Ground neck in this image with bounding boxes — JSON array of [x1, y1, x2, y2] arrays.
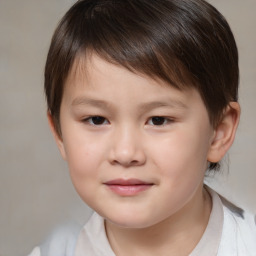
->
[[105, 186, 212, 256]]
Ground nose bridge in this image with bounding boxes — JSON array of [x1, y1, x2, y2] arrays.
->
[[110, 123, 145, 166]]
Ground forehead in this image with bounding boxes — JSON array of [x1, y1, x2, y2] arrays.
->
[[66, 52, 189, 92], [65, 53, 179, 98], [62, 54, 207, 114]]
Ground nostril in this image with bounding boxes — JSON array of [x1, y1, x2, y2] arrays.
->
[[111, 159, 138, 167], [109, 151, 146, 167], [130, 160, 141, 166]]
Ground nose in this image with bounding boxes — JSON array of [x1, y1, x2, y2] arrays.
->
[[109, 126, 146, 167]]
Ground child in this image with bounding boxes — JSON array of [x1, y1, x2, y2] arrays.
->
[[29, 0, 256, 255]]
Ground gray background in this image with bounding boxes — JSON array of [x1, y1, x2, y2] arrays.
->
[[0, 0, 255, 255]]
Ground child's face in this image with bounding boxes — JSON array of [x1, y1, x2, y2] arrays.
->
[[55, 54, 216, 228]]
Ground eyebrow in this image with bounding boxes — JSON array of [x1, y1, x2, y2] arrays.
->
[[138, 100, 188, 111], [71, 96, 188, 110], [71, 97, 112, 109]]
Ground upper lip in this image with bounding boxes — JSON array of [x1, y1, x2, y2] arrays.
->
[[104, 179, 153, 186]]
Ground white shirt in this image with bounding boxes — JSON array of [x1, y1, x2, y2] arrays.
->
[[28, 188, 256, 256]]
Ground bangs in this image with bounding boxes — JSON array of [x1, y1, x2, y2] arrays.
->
[[45, 0, 238, 134], [63, 0, 196, 89]]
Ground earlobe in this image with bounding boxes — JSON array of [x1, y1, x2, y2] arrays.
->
[[207, 102, 240, 163], [47, 112, 67, 160]]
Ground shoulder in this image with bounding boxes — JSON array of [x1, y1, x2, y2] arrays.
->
[[219, 195, 256, 255], [28, 221, 82, 256], [27, 213, 110, 256], [27, 246, 40, 256], [220, 194, 256, 234]]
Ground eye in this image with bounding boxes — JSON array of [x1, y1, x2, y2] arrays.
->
[[83, 116, 109, 126], [147, 116, 170, 126]]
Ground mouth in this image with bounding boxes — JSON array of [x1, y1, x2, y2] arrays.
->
[[103, 179, 154, 196]]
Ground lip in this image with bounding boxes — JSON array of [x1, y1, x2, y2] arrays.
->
[[103, 179, 154, 196]]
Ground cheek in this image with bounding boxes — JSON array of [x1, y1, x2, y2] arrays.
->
[[64, 140, 105, 207], [150, 131, 210, 213], [153, 129, 209, 183], [62, 133, 105, 189]]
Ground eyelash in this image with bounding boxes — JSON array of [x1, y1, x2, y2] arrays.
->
[[147, 116, 173, 126], [82, 116, 173, 126], [82, 116, 109, 126]]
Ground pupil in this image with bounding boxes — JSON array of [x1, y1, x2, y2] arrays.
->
[[152, 117, 165, 125], [92, 116, 105, 125]]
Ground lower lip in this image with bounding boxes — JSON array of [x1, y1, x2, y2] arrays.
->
[[105, 184, 153, 196]]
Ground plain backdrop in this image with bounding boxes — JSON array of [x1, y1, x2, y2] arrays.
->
[[0, 0, 255, 255]]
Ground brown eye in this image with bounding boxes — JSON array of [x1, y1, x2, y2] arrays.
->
[[85, 116, 108, 125], [149, 117, 167, 126]]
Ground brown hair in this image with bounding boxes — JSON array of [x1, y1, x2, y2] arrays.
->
[[45, 0, 239, 170]]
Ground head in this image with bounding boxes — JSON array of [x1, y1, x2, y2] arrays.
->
[[45, 0, 239, 171], [45, 0, 240, 228]]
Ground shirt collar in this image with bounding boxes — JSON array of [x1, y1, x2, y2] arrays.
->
[[189, 186, 224, 256]]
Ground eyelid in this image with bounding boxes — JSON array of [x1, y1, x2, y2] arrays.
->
[[82, 116, 110, 126], [146, 116, 174, 126]]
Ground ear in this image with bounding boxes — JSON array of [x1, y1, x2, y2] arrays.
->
[[47, 112, 67, 160], [207, 102, 240, 163]]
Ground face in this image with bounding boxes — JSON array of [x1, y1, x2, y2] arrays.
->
[[55, 54, 216, 228]]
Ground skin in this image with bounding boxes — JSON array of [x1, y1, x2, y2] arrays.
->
[[49, 54, 240, 256]]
